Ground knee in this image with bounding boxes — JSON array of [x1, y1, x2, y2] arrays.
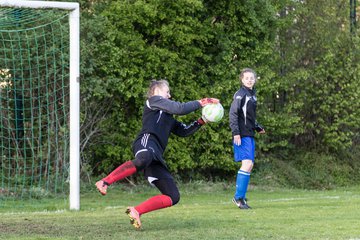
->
[[132, 149, 153, 171], [240, 160, 253, 172], [168, 191, 180, 205]]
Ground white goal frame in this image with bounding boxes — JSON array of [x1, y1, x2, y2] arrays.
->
[[0, 0, 80, 210]]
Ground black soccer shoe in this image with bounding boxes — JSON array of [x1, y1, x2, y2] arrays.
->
[[232, 197, 251, 209]]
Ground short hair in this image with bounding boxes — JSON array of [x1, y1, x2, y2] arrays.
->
[[147, 79, 169, 98], [239, 68, 257, 81]]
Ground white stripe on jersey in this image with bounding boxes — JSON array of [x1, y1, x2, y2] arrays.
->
[[242, 96, 251, 126], [141, 133, 150, 147], [146, 100, 151, 109], [156, 111, 163, 123]]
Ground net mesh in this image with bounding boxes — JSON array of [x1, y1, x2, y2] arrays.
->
[[0, 7, 70, 200]]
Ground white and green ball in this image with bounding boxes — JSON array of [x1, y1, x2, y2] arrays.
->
[[202, 103, 224, 123]]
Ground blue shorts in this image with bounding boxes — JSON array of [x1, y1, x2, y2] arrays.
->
[[233, 137, 255, 162]]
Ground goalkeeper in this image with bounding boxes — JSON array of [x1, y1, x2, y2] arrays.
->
[[96, 79, 219, 229]]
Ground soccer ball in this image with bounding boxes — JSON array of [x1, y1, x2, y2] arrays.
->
[[202, 103, 224, 123]]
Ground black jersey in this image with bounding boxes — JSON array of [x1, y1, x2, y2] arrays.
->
[[134, 96, 202, 153], [229, 86, 258, 137]]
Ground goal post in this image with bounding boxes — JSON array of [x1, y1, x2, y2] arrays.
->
[[0, 0, 80, 210]]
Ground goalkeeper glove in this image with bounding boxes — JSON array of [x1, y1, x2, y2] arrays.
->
[[197, 117, 207, 125], [198, 98, 219, 107]]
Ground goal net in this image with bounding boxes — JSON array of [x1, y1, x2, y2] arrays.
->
[[0, 1, 80, 210]]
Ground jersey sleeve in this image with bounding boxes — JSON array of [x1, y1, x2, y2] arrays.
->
[[171, 119, 202, 137], [147, 96, 201, 115], [255, 121, 264, 132], [229, 94, 241, 136]]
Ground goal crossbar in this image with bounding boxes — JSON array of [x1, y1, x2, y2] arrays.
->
[[0, 0, 80, 210], [0, 0, 78, 10]]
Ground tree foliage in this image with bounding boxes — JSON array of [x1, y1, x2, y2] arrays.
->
[[78, 0, 360, 182], [273, 0, 360, 152]]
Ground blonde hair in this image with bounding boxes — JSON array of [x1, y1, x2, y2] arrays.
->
[[239, 68, 257, 81], [147, 79, 169, 98]]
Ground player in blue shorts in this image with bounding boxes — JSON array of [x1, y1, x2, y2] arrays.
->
[[95, 79, 219, 229], [229, 68, 265, 209]]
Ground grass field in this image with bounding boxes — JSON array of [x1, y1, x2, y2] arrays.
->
[[1, 182, 360, 240]]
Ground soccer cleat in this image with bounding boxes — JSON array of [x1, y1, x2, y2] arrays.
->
[[126, 207, 142, 229], [232, 197, 251, 209], [95, 180, 108, 195]]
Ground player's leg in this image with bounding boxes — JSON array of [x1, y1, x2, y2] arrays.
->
[[232, 137, 255, 209], [135, 178, 179, 215], [126, 178, 178, 229], [95, 160, 137, 195], [233, 160, 253, 208], [126, 164, 178, 229], [96, 138, 154, 195]]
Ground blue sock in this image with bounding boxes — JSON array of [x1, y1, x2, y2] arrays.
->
[[234, 170, 251, 200]]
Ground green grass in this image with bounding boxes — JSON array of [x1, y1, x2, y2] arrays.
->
[[1, 183, 360, 240]]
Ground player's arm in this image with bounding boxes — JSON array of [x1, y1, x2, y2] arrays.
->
[[229, 95, 242, 145], [147, 96, 201, 115], [148, 96, 219, 115], [171, 118, 206, 137], [229, 96, 241, 137]]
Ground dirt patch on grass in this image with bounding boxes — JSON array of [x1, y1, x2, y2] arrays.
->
[[0, 219, 63, 236]]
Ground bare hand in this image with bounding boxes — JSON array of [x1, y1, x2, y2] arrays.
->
[[233, 135, 241, 146]]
